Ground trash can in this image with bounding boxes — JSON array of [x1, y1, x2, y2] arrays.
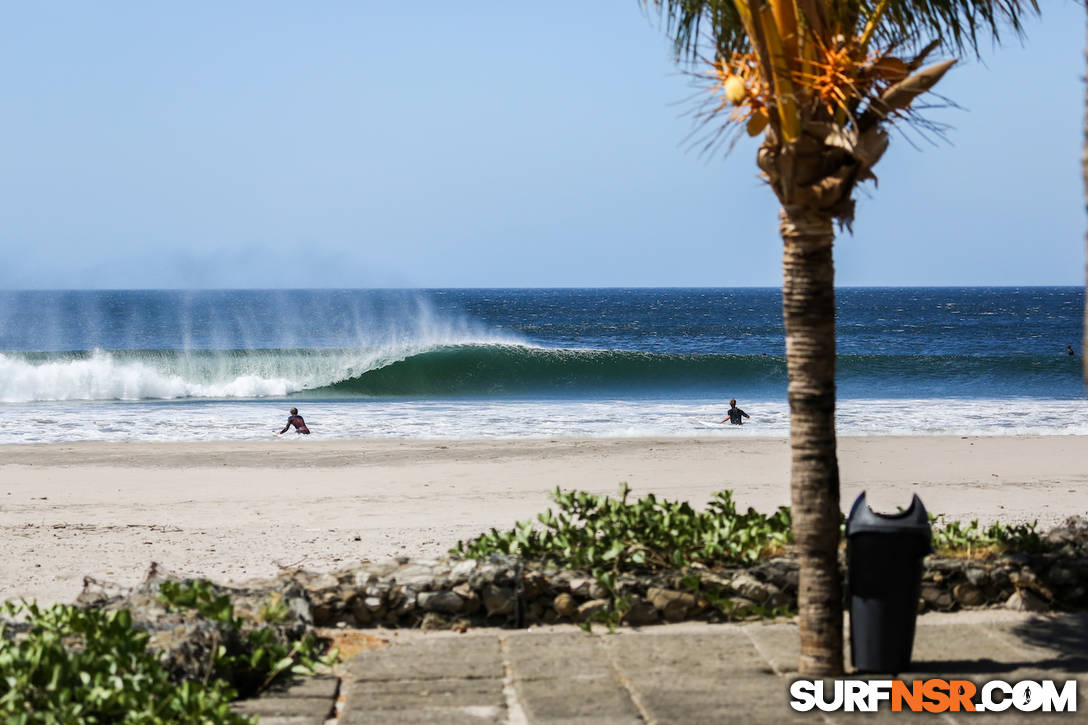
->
[[845, 491, 932, 673]]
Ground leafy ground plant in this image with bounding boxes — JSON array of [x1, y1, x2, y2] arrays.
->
[[930, 515, 1043, 558], [157, 580, 337, 697], [0, 600, 249, 724], [453, 486, 1050, 578], [452, 483, 793, 573]]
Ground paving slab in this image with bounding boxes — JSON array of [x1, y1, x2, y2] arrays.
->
[[230, 674, 338, 724], [345, 632, 504, 681], [503, 631, 618, 680], [243, 611, 1088, 723], [741, 620, 802, 675], [510, 678, 642, 724], [346, 677, 505, 712]]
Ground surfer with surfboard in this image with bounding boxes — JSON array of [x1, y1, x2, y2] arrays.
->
[[720, 399, 750, 425]]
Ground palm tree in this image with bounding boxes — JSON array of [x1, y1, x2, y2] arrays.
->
[[645, 0, 1037, 675]]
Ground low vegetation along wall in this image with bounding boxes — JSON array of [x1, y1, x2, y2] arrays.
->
[[77, 515, 1087, 658], [263, 514, 1088, 632]]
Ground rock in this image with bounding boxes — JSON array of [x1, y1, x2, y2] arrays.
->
[[363, 596, 383, 612], [396, 564, 437, 589], [350, 598, 373, 625], [952, 583, 985, 608], [1046, 565, 1077, 587], [392, 587, 418, 615], [764, 558, 800, 590], [417, 590, 465, 614], [420, 613, 449, 631], [524, 600, 544, 624], [765, 587, 793, 610], [481, 584, 515, 616], [451, 583, 480, 614], [521, 572, 549, 599], [730, 573, 771, 603], [964, 567, 989, 588], [350, 570, 376, 588], [622, 596, 658, 626], [365, 581, 389, 599], [1010, 569, 1055, 601], [588, 581, 609, 600], [921, 584, 953, 610], [569, 577, 594, 597], [724, 597, 757, 616], [577, 599, 610, 619], [311, 604, 336, 626], [553, 592, 577, 618], [451, 559, 478, 582], [989, 567, 1011, 590], [471, 563, 502, 588], [1005, 590, 1048, 613], [647, 587, 696, 622]]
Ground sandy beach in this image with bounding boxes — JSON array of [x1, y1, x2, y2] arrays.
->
[[2, 435, 1086, 605]]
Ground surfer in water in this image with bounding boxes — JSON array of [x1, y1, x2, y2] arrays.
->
[[278, 408, 310, 435], [720, 399, 750, 425]]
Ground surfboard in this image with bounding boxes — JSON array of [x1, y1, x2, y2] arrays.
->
[[694, 420, 727, 428]]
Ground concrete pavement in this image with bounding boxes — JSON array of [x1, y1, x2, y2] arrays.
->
[[234, 610, 1088, 724]]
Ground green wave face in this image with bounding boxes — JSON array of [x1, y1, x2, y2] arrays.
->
[[317, 345, 785, 397]]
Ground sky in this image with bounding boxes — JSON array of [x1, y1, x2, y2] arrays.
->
[[0, 1, 1084, 289]]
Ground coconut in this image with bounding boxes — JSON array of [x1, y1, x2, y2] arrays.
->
[[724, 76, 747, 105]]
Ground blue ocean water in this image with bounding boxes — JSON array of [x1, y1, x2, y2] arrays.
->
[[0, 288, 1083, 443]]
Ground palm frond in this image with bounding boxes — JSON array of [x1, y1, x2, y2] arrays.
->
[[868, 0, 1040, 57], [644, 0, 1040, 63], [640, 0, 750, 61]]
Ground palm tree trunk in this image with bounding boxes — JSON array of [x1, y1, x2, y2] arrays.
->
[[780, 205, 843, 676]]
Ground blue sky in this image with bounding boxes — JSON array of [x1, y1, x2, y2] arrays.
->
[[0, 1, 1083, 288]]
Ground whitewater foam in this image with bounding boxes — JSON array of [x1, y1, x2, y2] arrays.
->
[[2, 397, 1086, 444], [0, 338, 528, 404]]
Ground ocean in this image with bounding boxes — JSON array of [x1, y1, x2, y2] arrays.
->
[[0, 288, 1083, 444]]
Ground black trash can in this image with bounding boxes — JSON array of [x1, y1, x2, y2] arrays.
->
[[846, 491, 932, 673]]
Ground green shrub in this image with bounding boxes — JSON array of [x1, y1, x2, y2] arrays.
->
[[0, 600, 249, 724], [0, 579, 341, 723], [453, 485, 1048, 574], [452, 483, 793, 573], [930, 515, 1043, 557], [157, 580, 337, 697]]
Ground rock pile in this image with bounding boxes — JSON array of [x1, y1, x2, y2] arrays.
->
[[286, 554, 800, 631], [919, 515, 1088, 613], [76, 569, 314, 688]]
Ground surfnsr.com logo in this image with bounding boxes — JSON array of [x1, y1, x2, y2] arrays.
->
[[789, 679, 1078, 713]]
